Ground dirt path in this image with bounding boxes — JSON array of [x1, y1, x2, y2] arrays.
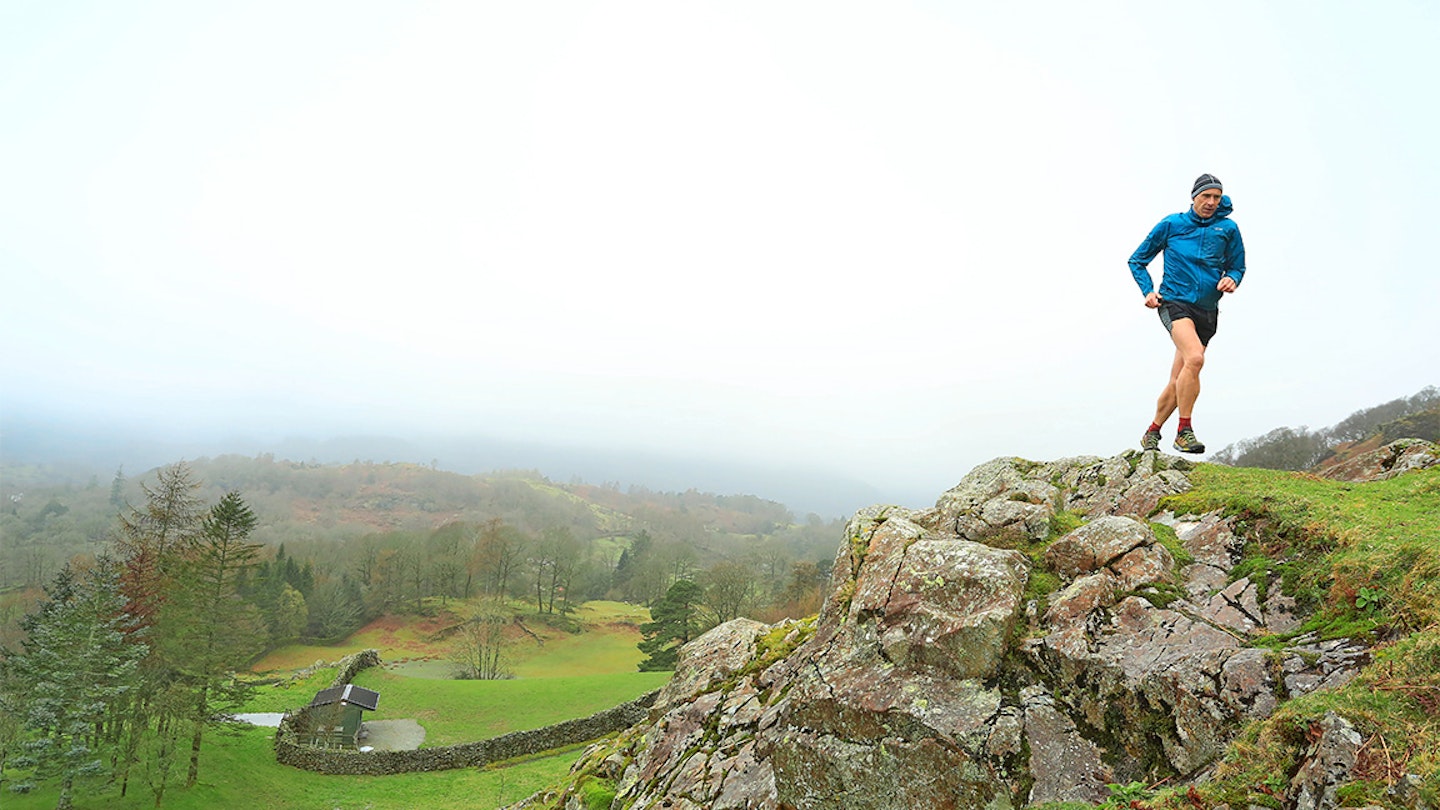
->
[[361, 719, 426, 751]]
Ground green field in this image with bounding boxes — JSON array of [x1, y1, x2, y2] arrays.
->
[[350, 669, 671, 746], [7, 600, 667, 810], [251, 600, 652, 678], [511, 601, 652, 677], [3, 726, 582, 810]]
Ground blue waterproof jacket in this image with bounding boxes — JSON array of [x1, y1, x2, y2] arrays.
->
[[1128, 195, 1245, 310]]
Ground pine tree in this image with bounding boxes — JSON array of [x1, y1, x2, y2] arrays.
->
[[113, 463, 206, 635], [4, 563, 146, 810], [163, 491, 266, 787], [108, 466, 126, 509], [636, 580, 705, 671]]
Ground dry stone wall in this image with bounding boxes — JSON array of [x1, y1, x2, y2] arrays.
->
[[276, 688, 659, 775], [330, 648, 381, 687]]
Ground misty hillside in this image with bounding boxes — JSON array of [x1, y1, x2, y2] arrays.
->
[[1210, 385, 1438, 471], [0, 454, 843, 613], [0, 411, 885, 519]]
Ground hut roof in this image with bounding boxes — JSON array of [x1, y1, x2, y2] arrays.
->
[[308, 683, 380, 712]]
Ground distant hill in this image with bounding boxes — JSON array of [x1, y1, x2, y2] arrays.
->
[[0, 453, 843, 594], [0, 411, 883, 518], [1209, 385, 1439, 471]]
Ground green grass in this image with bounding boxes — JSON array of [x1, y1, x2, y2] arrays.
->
[[253, 599, 651, 679], [1160, 464, 1440, 634], [2, 725, 580, 810], [240, 667, 339, 712], [509, 602, 650, 678], [1173, 626, 1440, 810], [243, 599, 664, 749], [349, 669, 670, 746], [1144, 463, 1440, 809], [8, 599, 669, 809]]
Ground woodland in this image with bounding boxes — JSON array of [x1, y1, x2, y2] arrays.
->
[[0, 453, 848, 806]]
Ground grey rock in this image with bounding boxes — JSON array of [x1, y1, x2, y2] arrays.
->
[[1042, 516, 1155, 581], [1177, 510, 1243, 569], [1182, 562, 1230, 599], [1314, 438, 1440, 482], [1023, 692, 1112, 805], [656, 617, 768, 711], [1199, 577, 1265, 634], [1290, 711, 1362, 810]]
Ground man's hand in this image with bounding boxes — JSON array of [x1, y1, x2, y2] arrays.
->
[[1217, 276, 1238, 294], [1144, 291, 1162, 308]]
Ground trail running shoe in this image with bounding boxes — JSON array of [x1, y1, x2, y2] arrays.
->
[[1141, 429, 1162, 451], [1173, 427, 1206, 454]]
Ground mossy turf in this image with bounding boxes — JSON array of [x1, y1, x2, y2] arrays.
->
[[509, 601, 651, 678], [1143, 463, 1440, 809], [1161, 464, 1440, 635]]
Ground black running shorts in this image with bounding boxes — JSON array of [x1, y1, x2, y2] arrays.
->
[[1158, 300, 1219, 346]]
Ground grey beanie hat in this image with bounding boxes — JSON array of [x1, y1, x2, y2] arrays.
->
[[1192, 173, 1223, 198]]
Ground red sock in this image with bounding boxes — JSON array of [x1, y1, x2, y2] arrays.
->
[[1178, 417, 1192, 432], [1147, 422, 1162, 433]]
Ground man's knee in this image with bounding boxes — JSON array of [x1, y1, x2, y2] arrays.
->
[[1181, 349, 1206, 372]]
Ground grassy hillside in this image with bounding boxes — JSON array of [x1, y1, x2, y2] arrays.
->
[[1, 454, 819, 554], [347, 670, 670, 747], [6, 599, 668, 810], [1118, 462, 1440, 809], [1, 454, 843, 675], [1162, 463, 1440, 636], [1209, 385, 1438, 471], [252, 600, 651, 677], [2, 724, 583, 810]]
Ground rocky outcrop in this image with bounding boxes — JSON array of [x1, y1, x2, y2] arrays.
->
[[515, 451, 1384, 810], [1313, 438, 1440, 482]]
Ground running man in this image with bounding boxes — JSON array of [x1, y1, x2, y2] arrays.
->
[[1128, 173, 1246, 453]]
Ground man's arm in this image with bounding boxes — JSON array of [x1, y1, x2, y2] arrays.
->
[[1221, 225, 1247, 290], [1128, 219, 1169, 299]]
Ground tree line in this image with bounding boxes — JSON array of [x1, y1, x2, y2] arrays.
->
[[1, 455, 840, 601], [1209, 385, 1439, 470]]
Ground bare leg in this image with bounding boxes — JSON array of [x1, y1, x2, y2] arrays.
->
[[1152, 350, 1183, 428], [1152, 319, 1206, 425]]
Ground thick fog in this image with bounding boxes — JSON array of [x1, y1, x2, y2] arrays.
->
[[3, 2, 1438, 514]]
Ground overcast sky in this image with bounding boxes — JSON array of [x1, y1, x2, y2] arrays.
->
[[2, 1, 1436, 508]]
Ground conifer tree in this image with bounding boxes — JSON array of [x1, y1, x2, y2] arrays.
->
[[4, 563, 145, 810], [636, 579, 705, 671], [160, 491, 265, 787], [113, 463, 206, 635]]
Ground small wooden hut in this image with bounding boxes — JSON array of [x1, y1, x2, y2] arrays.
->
[[303, 684, 380, 748]]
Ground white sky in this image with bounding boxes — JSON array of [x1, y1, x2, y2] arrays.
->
[[2, 1, 1437, 505]]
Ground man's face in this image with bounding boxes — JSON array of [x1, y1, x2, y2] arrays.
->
[[1192, 188, 1222, 218]]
